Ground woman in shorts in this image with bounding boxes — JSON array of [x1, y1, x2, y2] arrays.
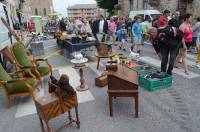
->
[[175, 14, 193, 75]]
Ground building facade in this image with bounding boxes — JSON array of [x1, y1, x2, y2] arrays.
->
[[21, 0, 53, 18], [67, 4, 99, 19], [118, 0, 200, 18], [1, 0, 18, 20]]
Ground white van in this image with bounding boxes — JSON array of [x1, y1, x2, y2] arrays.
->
[[129, 10, 161, 21], [0, 2, 14, 51]]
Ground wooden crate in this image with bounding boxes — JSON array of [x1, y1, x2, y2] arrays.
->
[[95, 74, 108, 87]]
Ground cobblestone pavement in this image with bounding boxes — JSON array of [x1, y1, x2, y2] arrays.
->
[[0, 39, 199, 132]]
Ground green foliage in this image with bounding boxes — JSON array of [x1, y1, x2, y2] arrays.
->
[[96, 0, 118, 14]]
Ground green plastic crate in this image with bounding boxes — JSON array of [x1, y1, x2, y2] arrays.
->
[[139, 74, 173, 91], [132, 65, 159, 75]]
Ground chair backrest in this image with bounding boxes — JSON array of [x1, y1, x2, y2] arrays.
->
[[0, 63, 12, 81], [107, 74, 138, 91], [12, 42, 32, 67], [48, 81, 77, 113]]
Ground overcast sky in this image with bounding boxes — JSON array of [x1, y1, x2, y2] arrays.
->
[[53, 0, 96, 17]]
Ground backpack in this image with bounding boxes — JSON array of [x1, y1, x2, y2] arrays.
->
[[157, 25, 183, 43]]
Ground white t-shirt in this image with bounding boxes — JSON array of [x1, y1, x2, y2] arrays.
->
[[99, 20, 104, 33]]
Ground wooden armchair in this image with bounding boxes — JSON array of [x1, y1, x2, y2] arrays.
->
[[107, 74, 139, 118], [0, 63, 39, 107], [10, 42, 52, 87]]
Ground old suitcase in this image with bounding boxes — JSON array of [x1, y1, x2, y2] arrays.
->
[[95, 74, 108, 87], [106, 61, 118, 72]]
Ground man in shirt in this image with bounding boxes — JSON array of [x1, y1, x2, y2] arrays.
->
[[92, 15, 108, 42], [168, 11, 182, 28]]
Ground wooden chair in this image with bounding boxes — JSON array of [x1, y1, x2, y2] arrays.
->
[[0, 63, 39, 107], [107, 74, 139, 118], [35, 81, 80, 132], [49, 81, 80, 128]]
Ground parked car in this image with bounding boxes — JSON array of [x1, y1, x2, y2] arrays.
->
[[129, 10, 161, 21]]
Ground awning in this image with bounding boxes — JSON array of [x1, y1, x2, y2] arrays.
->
[[48, 13, 62, 16]]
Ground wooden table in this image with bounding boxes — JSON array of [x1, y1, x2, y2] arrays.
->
[[107, 65, 139, 118], [95, 52, 116, 69]]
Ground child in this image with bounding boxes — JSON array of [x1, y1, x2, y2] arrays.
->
[[116, 24, 127, 51], [132, 16, 142, 54]]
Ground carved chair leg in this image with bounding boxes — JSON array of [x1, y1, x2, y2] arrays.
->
[[109, 95, 113, 117], [39, 117, 45, 132], [47, 122, 51, 132], [68, 110, 72, 122], [75, 107, 80, 128], [5, 95, 10, 108], [97, 57, 100, 69]]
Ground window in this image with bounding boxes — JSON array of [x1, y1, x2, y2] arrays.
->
[[35, 8, 38, 15], [130, 0, 133, 11], [43, 8, 47, 16]]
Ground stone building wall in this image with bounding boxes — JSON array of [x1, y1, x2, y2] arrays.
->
[[118, 0, 130, 16], [118, 0, 200, 18], [187, 0, 200, 18], [155, 0, 179, 13]]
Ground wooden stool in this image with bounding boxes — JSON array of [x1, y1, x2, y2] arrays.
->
[[95, 52, 116, 69]]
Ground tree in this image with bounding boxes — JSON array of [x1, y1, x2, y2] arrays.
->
[[96, 0, 118, 15]]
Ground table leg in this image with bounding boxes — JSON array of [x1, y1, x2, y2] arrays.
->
[[97, 57, 100, 69], [109, 95, 113, 117], [134, 94, 139, 118]]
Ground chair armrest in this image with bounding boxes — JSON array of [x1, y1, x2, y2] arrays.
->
[[8, 70, 25, 76], [7, 78, 27, 83], [22, 66, 33, 69], [35, 58, 48, 61], [35, 59, 52, 74], [0, 80, 7, 84]]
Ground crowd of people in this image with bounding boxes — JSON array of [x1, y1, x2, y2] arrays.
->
[[150, 10, 200, 76], [58, 10, 200, 76]]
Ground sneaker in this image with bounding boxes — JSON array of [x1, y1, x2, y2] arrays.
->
[[137, 50, 141, 54], [196, 64, 200, 69]]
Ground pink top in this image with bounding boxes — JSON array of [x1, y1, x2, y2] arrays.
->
[[108, 20, 116, 33], [184, 27, 193, 42]]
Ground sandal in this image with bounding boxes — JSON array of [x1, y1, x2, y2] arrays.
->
[[184, 71, 189, 75], [174, 65, 180, 69]]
